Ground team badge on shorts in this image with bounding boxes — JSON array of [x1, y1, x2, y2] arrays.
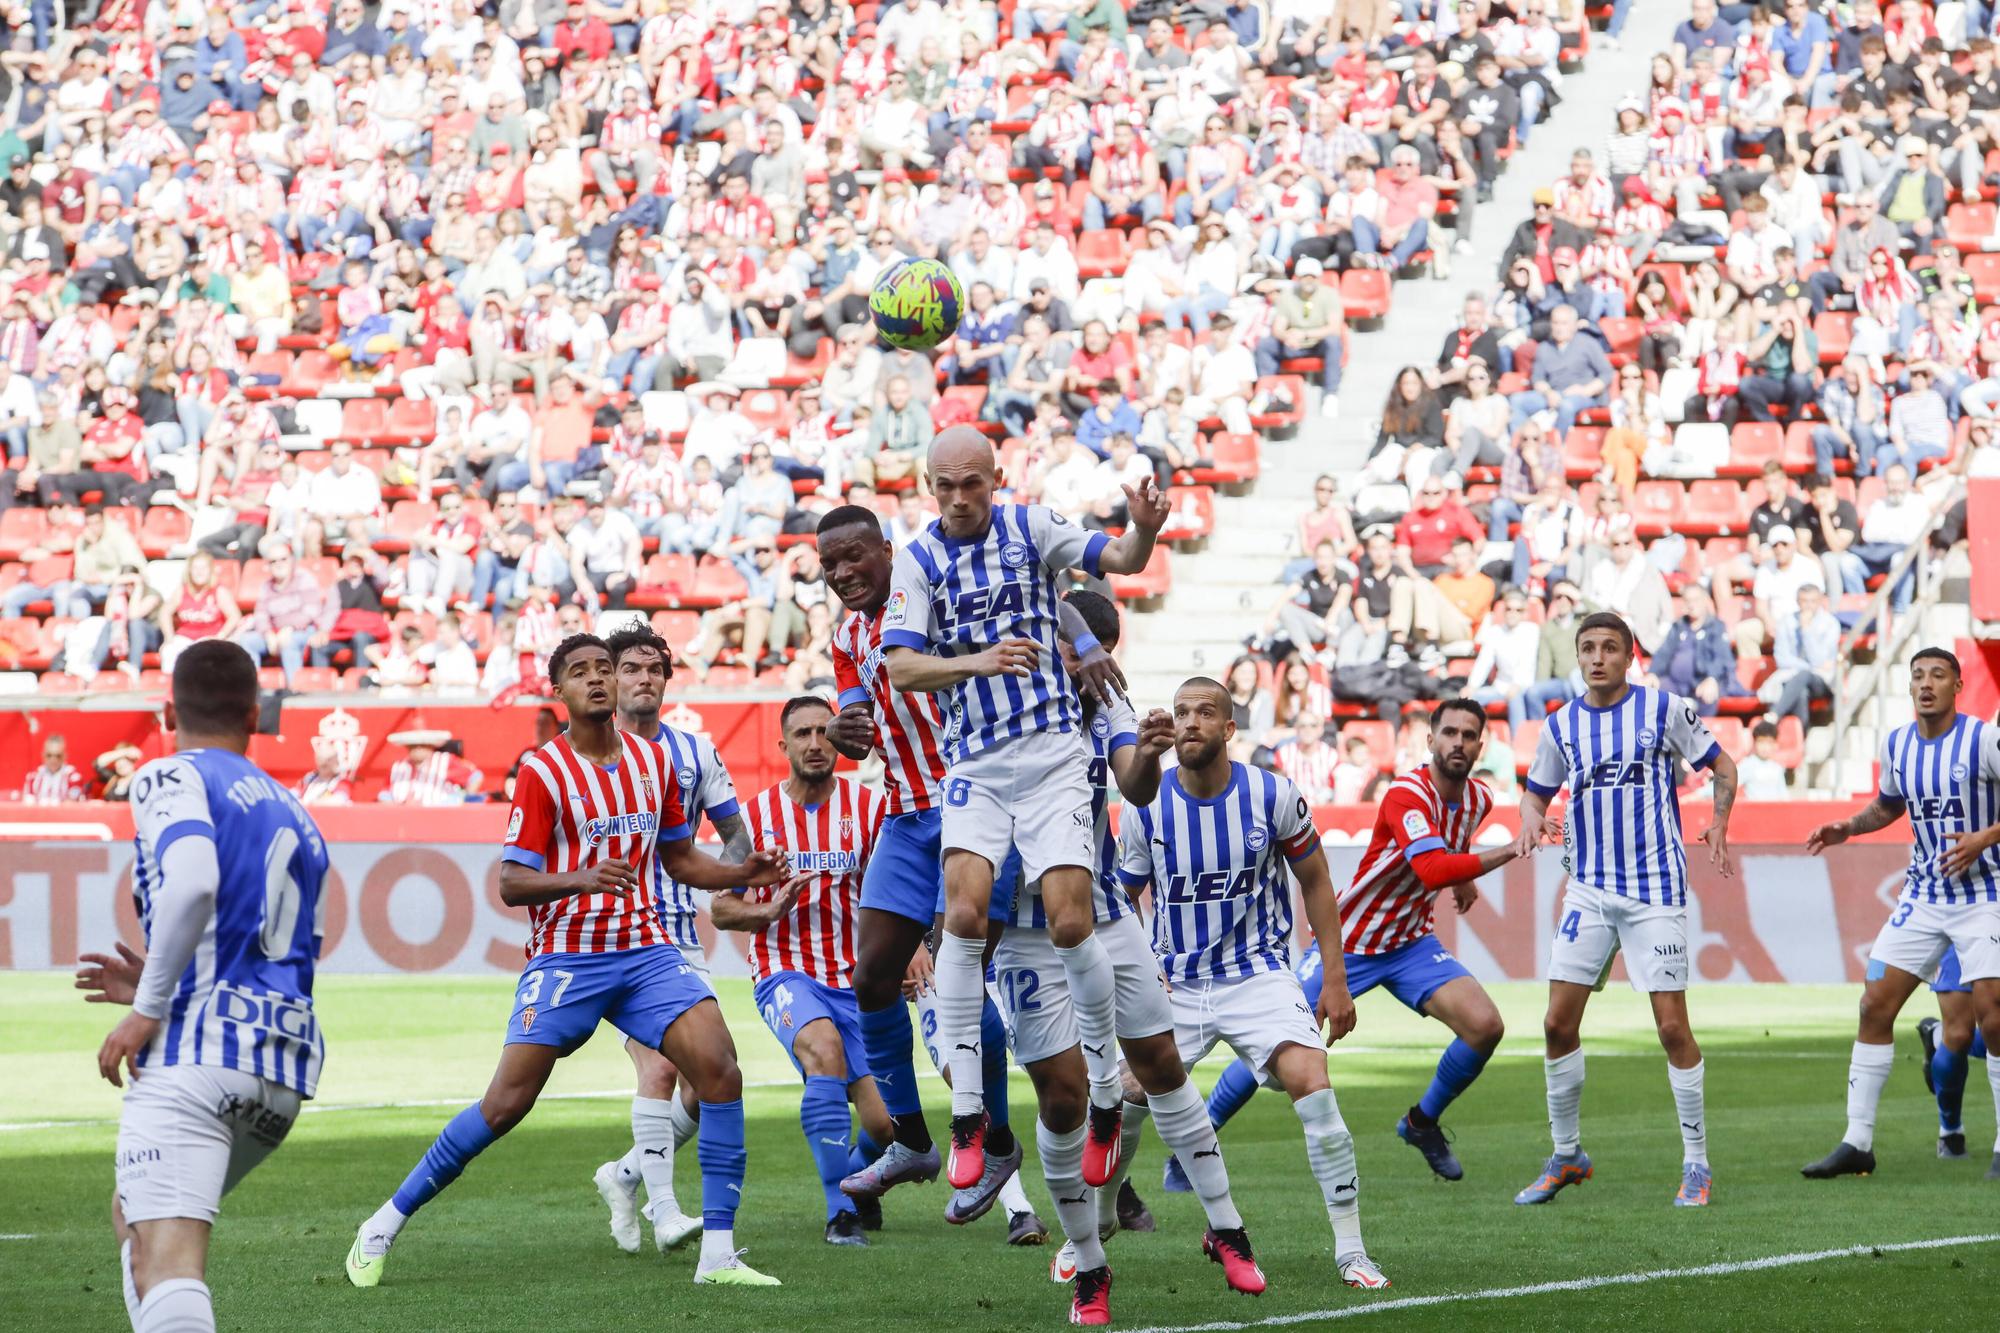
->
[[520, 1006, 537, 1032], [1000, 542, 1032, 569], [781, 1010, 794, 1029], [1246, 826, 1269, 852]]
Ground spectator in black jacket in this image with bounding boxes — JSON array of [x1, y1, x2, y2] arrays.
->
[[1499, 189, 1588, 284], [1651, 582, 1748, 717]]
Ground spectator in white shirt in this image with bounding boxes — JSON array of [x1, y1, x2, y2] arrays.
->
[[1463, 586, 1540, 709], [1188, 313, 1256, 434], [303, 441, 383, 555], [1012, 220, 1081, 304], [1853, 462, 1932, 609], [1037, 428, 1102, 520], [568, 495, 644, 611], [1736, 722, 1791, 800], [1737, 521, 1825, 660]]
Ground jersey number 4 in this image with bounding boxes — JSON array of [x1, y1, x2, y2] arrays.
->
[[1559, 910, 1582, 942]]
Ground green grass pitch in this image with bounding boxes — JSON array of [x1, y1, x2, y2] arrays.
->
[[3, 975, 1995, 1331]]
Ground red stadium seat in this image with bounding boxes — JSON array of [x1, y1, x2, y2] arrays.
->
[[1192, 433, 1260, 488], [139, 508, 191, 558], [1947, 201, 1995, 253], [1724, 423, 1783, 477], [1629, 481, 1684, 535], [341, 397, 389, 443], [384, 396, 436, 443], [1341, 269, 1391, 325], [1075, 229, 1129, 278], [282, 350, 340, 397], [1968, 253, 2000, 303], [0, 508, 48, 560], [1811, 312, 1851, 365], [1684, 480, 1747, 534]]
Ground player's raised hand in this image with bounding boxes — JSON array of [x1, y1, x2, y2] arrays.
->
[[826, 704, 879, 755], [901, 946, 935, 1001], [1940, 827, 1997, 879], [1317, 979, 1358, 1045], [741, 846, 792, 887], [76, 942, 145, 1006], [1135, 708, 1175, 757], [1511, 813, 1542, 860], [97, 1012, 160, 1088], [1450, 882, 1479, 915], [1699, 821, 1734, 878], [767, 873, 808, 919], [584, 858, 640, 895], [1804, 819, 1848, 857], [1073, 637, 1127, 706], [1123, 476, 1170, 534], [976, 638, 1040, 679]]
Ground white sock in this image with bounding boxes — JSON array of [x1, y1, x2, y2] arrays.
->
[[1669, 1061, 1708, 1167], [1293, 1088, 1363, 1260], [997, 1169, 1035, 1219], [667, 1093, 699, 1153], [1990, 1048, 2000, 1153], [1038, 1117, 1106, 1272], [935, 931, 988, 1117], [365, 1199, 408, 1243], [614, 1145, 643, 1187], [1094, 1097, 1150, 1232], [1843, 1040, 1895, 1152], [121, 1239, 141, 1331], [697, 1226, 736, 1270], [1152, 1079, 1243, 1230], [135, 1277, 213, 1333], [1053, 934, 1122, 1107], [631, 1095, 681, 1216], [1545, 1049, 1586, 1157]]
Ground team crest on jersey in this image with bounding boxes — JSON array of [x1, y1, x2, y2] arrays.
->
[[1246, 826, 1269, 852], [1090, 711, 1111, 737], [839, 817, 854, 841], [507, 807, 524, 842], [1953, 764, 1970, 782], [999, 542, 1032, 569], [520, 1006, 536, 1033], [640, 773, 657, 805], [883, 589, 909, 626], [679, 766, 698, 793], [1638, 728, 1658, 748], [1402, 811, 1431, 839]]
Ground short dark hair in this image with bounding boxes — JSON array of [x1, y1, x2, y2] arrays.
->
[[1575, 611, 1634, 653], [1177, 674, 1232, 711], [172, 639, 261, 736], [1751, 721, 1778, 740], [1911, 646, 1962, 678], [780, 694, 833, 730], [1063, 588, 1120, 652], [604, 623, 672, 678], [1430, 697, 1486, 733], [546, 632, 606, 687], [815, 504, 883, 541]]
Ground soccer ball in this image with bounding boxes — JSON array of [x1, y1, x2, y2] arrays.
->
[[869, 257, 965, 351]]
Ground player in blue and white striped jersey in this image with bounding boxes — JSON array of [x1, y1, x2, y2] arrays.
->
[[86, 640, 331, 1333], [882, 426, 1168, 1196], [1115, 677, 1390, 1292], [1512, 611, 1738, 1210], [589, 624, 756, 1256], [1802, 648, 2000, 1182], [992, 594, 1265, 1322]]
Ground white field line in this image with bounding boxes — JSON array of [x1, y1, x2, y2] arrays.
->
[[1120, 1233, 2000, 1333], [0, 1233, 36, 1240], [0, 1046, 1846, 1134]]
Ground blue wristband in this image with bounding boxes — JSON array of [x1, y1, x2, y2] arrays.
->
[[1073, 633, 1102, 656]]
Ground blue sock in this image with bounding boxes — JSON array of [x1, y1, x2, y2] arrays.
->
[[1419, 1038, 1494, 1121], [1974, 1029, 1989, 1061], [697, 1099, 747, 1231], [1934, 1044, 1970, 1134], [980, 996, 1011, 1134], [391, 1103, 497, 1216], [1205, 1060, 1259, 1128], [800, 1076, 855, 1220], [846, 1129, 885, 1176], [859, 1002, 922, 1120]]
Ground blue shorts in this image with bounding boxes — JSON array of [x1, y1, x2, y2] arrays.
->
[[1934, 947, 1970, 994], [1302, 935, 1472, 1015], [506, 946, 713, 1052], [755, 971, 872, 1084], [858, 807, 1017, 924]]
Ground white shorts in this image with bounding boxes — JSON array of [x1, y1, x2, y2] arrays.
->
[[1869, 896, 2000, 984], [942, 728, 1094, 883], [115, 1064, 300, 1226], [1546, 885, 1689, 993], [1171, 969, 1325, 1091], [992, 912, 1174, 1066]]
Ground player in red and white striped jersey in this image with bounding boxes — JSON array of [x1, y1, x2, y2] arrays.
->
[[715, 696, 892, 1246], [23, 736, 85, 803], [349, 633, 795, 1290], [1199, 700, 1518, 1187]]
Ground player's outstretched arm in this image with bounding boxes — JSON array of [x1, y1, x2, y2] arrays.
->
[[884, 641, 1038, 692], [1698, 749, 1738, 878], [500, 857, 639, 906], [76, 942, 145, 1006], [658, 837, 790, 892], [1293, 846, 1358, 1044], [1513, 790, 1552, 859], [1092, 476, 1169, 576], [1805, 795, 1905, 855], [825, 702, 880, 761], [710, 875, 807, 930], [1109, 707, 1174, 809], [1058, 598, 1126, 705], [710, 810, 754, 863]]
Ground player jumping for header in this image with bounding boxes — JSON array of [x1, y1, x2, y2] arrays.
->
[[345, 633, 796, 1289], [879, 426, 1169, 1195], [1512, 611, 1738, 1209], [592, 623, 756, 1255], [1179, 698, 1515, 1186], [1117, 676, 1392, 1291], [1802, 648, 2000, 1182], [84, 640, 332, 1333]]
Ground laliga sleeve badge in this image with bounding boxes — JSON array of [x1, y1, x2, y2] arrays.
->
[[883, 588, 909, 626], [507, 806, 525, 842], [1402, 810, 1431, 839]]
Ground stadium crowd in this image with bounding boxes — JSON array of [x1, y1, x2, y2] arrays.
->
[[0, 0, 1985, 806]]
